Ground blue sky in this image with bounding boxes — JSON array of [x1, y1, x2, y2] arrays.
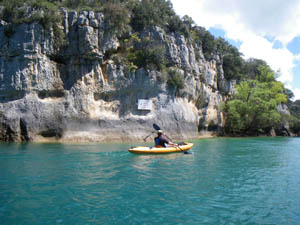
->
[[208, 27, 242, 49], [171, 0, 300, 100]]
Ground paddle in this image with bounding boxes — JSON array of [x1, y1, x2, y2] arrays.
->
[[143, 131, 155, 142], [152, 123, 190, 154]]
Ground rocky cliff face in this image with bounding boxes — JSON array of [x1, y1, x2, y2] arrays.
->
[[0, 10, 235, 142]]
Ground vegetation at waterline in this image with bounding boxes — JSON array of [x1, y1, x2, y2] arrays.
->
[[286, 96, 300, 135], [221, 63, 299, 136]]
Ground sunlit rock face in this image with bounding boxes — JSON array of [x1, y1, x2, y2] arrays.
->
[[0, 10, 234, 142]]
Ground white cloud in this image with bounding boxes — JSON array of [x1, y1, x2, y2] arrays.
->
[[170, 0, 300, 99], [292, 88, 300, 100], [205, 0, 300, 43], [237, 33, 295, 83], [285, 84, 300, 100], [171, 0, 300, 44]]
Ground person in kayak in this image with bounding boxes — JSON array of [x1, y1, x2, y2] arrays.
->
[[154, 130, 177, 147]]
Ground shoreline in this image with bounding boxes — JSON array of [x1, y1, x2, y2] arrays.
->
[[0, 133, 297, 145]]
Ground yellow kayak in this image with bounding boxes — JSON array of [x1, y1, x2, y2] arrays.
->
[[128, 142, 194, 154]]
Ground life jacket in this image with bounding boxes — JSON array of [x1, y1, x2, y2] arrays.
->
[[154, 137, 160, 146], [154, 136, 167, 147]]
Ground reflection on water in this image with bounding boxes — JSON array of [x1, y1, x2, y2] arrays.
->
[[130, 152, 191, 172], [0, 138, 300, 225]]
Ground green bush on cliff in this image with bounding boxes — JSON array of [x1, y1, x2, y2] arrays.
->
[[64, 1, 132, 37], [102, 2, 131, 37], [111, 32, 140, 71], [111, 32, 167, 72], [215, 37, 245, 80], [63, 0, 89, 9], [0, 0, 66, 48], [131, 0, 175, 31], [167, 14, 189, 36], [167, 68, 184, 90], [133, 38, 166, 70], [0, 0, 24, 23], [0, 0, 60, 25], [191, 27, 216, 61]]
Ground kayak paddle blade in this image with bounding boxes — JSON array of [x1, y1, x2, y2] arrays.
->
[[153, 123, 161, 131]]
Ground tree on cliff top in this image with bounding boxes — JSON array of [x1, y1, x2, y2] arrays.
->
[[130, 0, 177, 31]]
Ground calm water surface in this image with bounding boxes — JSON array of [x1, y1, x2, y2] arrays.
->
[[1, 138, 300, 225]]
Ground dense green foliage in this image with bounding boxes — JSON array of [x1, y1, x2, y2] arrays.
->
[[102, 2, 131, 37], [0, 0, 60, 28], [111, 33, 166, 71], [243, 58, 268, 79], [0, 0, 65, 48], [222, 65, 288, 135], [222, 44, 245, 80], [131, 0, 174, 31], [192, 27, 216, 60]]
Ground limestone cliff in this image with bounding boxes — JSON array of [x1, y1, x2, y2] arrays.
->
[[0, 10, 235, 142]]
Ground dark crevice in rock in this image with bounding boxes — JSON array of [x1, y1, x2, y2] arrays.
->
[[94, 91, 117, 102], [49, 54, 68, 65], [275, 127, 291, 136], [40, 128, 63, 138], [37, 90, 65, 99], [0, 91, 25, 103], [0, 113, 17, 141], [198, 109, 208, 132], [0, 125, 15, 141], [20, 118, 30, 141]]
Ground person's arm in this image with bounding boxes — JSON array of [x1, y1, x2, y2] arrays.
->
[[167, 141, 178, 146], [162, 135, 178, 146]]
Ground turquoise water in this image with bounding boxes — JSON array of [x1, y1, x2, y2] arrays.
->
[[1, 138, 300, 225]]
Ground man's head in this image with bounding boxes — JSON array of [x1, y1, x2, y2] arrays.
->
[[157, 130, 163, 136]]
